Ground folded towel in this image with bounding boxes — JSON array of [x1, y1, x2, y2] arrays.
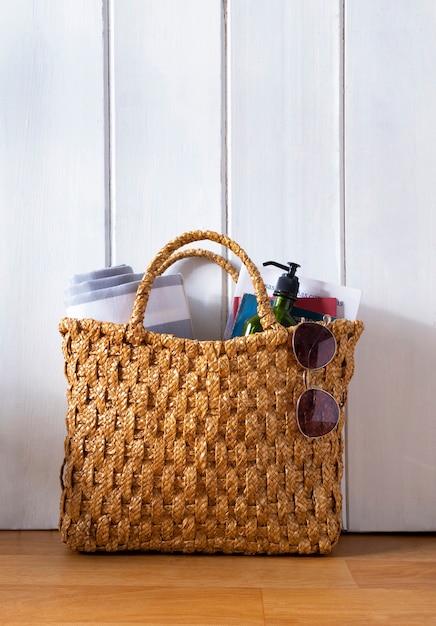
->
[[65, 266, 194, 338]]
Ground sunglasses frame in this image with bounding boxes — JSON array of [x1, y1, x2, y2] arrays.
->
[[291, 319, 341, 439]]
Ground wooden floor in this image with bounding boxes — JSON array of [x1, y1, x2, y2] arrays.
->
[[1, 531, 436, 625]]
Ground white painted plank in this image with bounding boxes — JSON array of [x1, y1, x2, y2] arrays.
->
[[228, 0, 343, 285], [111, 0, 226, 340], [0, 1, 106, 528], [345, 0, 436, 530]]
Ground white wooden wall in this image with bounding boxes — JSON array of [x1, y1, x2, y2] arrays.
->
[[0, 0, 106, 529], [345, 0, 436, 531], [1, 0, 435, 531]]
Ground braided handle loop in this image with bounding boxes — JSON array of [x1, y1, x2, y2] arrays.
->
[[129, 230, 276, 332], [159, 248, 240, 283]]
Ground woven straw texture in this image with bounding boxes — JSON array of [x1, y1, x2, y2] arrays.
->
[[59, 230, 364, 554]]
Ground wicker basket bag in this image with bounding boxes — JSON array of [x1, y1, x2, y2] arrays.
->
[[59, 230, 363, 554]]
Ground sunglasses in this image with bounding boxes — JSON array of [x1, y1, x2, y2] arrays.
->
[[292, 319, 339, 438]]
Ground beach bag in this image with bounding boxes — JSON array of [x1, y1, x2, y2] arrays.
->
[[59, 230, 363, 554]]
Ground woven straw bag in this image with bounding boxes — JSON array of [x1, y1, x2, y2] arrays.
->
[[59, 230, 363, 554]]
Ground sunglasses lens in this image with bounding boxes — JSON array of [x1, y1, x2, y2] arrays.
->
[[293, 323, 336, 370], [297, 389, 339, 438]]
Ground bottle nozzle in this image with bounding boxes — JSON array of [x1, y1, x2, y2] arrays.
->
[[263, 260, 301, 299], [263, 261, 301, 277]]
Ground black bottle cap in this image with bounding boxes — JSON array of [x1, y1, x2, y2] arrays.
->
[[263, 261, 300, 298]]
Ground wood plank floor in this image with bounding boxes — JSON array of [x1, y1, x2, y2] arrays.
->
[[1, 531, 436, 625]]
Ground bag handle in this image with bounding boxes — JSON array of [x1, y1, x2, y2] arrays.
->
[[159, 248, 239, 283], [129, 230, 277, 332]]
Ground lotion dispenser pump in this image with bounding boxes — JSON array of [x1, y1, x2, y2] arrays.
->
[[242, 261, 301, 335]]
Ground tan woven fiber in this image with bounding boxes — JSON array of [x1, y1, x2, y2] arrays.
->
[[59, 230, 364, 554]]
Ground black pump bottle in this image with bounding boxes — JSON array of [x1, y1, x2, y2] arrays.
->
[[242, 261, 300, 335]]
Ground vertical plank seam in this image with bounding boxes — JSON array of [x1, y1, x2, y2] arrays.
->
[[103, 0, 114, 267], [222, 0, 229, 237], [221, 0, 231, 334], [340, 0, 346, 287], [340, 0, 350, 533]]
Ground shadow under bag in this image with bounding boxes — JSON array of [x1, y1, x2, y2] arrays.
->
[[59, 230, 364, 554]]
